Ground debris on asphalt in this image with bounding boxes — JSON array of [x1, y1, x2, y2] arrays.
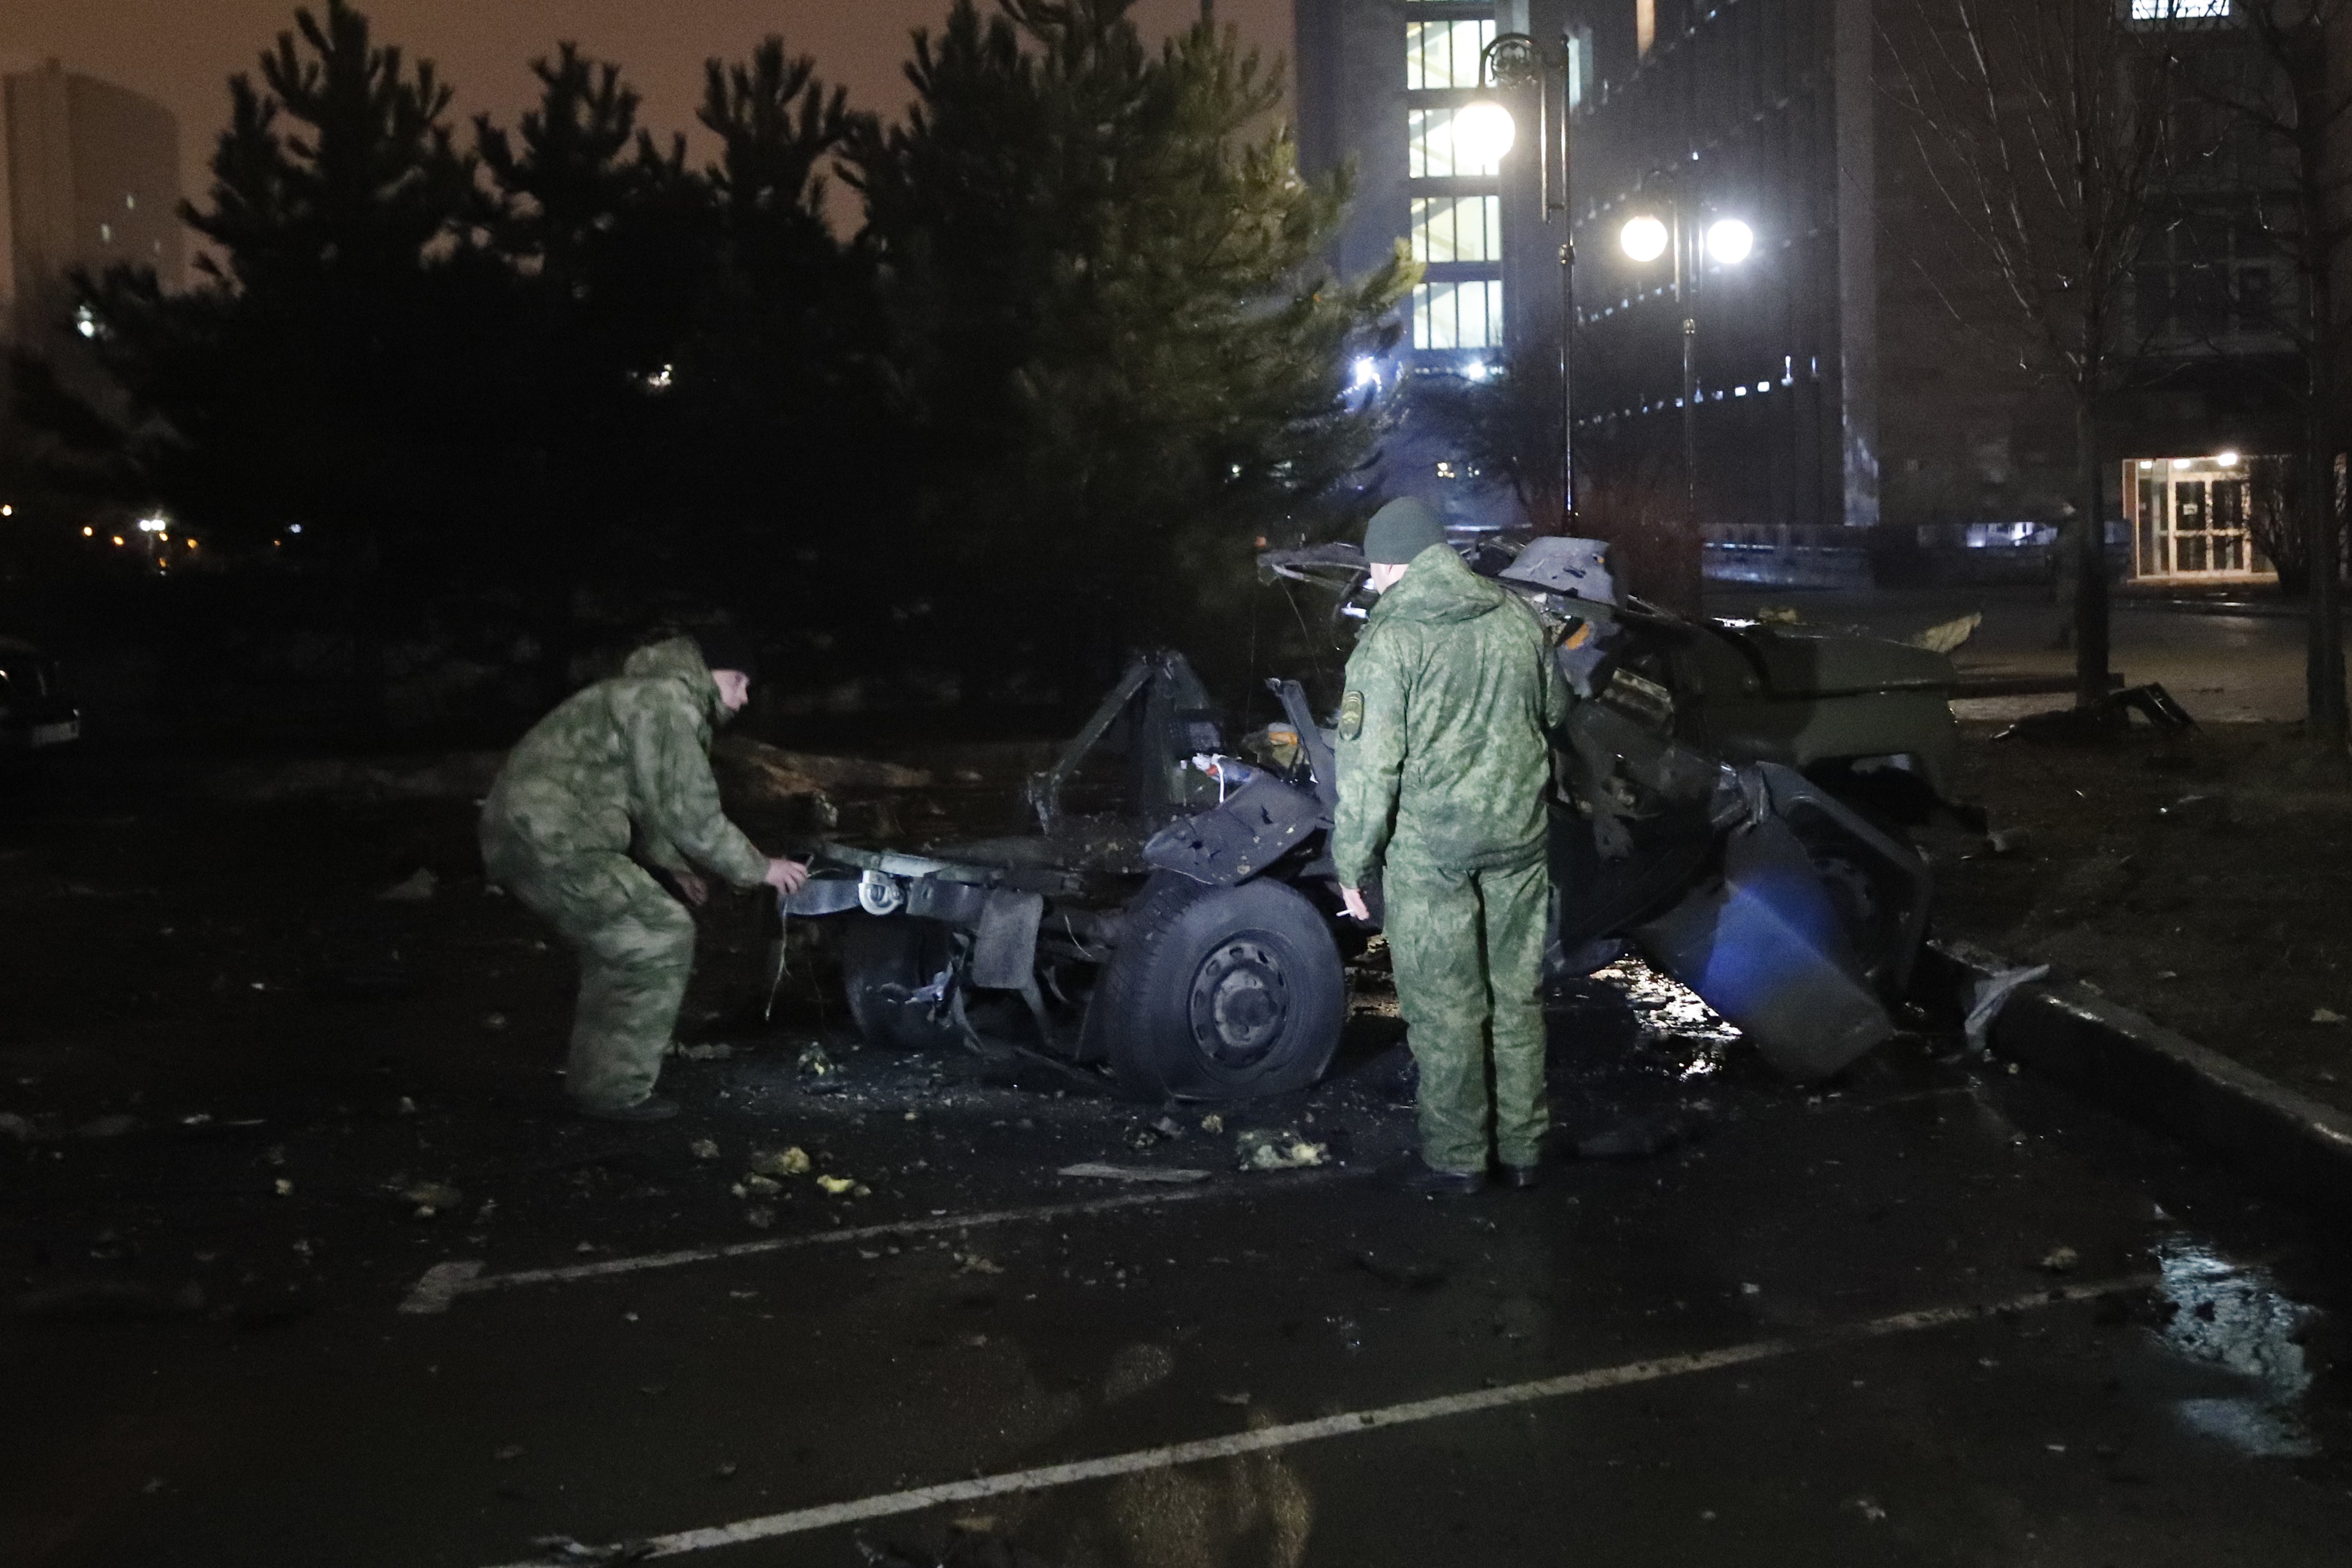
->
[[743, 1205, 775, 1229], [273, 1178, 293, 1197], [0, 1112, 38, 1142], [483, 1012, 508, 1031], [494, 1444, 526, 1461], [1213, 1390, 1251, 1406], [1964, 963, 2052, 1050], [955, 1252, 1004, 1275], [1151, 1114, 1185, 1139], [816, 1174, 857, 1196], [1198, 1113, 1224, 1134], [2312, 1008, 2345, 1025], [1237, 1129, 1329, 1171], [378, 868, 437, 902], [1909, 611, 1981, 655], [713, 1461, 738, 1481], [742, 1173, 781, 1196], [1056, 1162, 1212, 1183], [397, 1180, 463, 1210], [796, 1041, 837, 1079], [690, 1138, 721, 1160], [676, 1043, 734, 1061], [1986, 826, 2031, 856], [2038, 1245, 2081, 1274], [750, 1147, 811, 1178]]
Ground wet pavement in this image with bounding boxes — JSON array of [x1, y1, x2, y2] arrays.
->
[[5, 774, 2352, 1565], [10, 994, 2352, 1563]]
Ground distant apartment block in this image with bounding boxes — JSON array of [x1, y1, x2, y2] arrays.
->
[[3, 58, 182, 352]]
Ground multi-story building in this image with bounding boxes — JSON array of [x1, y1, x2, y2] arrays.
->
[[1295, 0, 2306, 586], [1296, 1, 1582, 528], [2, 58, 181, 362]]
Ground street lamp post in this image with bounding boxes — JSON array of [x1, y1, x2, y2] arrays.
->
[[1463, 32, 1572, 524], [1618, 202, 1753, 535]]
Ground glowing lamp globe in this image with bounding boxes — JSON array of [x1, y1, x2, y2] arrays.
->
[[1706, 218, 1755, 265], [1452, 100, 1516, 168], [1620, 215, 1669, 263]]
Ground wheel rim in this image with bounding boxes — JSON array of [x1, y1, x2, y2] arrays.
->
[[1186, 935, 1291, 1071]]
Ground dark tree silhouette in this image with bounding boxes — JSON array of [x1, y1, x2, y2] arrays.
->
[[846, 0, 1411, 692]]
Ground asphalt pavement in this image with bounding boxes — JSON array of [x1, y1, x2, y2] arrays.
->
[[8, 961, 2349, 1566]]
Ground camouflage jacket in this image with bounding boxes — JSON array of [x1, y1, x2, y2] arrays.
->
[[480, 636, 769, 888], [1332, 545, 1568, 886]]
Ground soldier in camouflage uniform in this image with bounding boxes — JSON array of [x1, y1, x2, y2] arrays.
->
[[480, 632, 807, 1121], [1333, 499, 1569, 1195]]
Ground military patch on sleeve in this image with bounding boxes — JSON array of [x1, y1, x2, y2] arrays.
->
[[1339, 690, 1366, 741]]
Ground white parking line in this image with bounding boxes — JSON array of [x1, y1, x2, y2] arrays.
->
[[399, 1171, 1345, 1314], [477, 1272, 2158, 1565]]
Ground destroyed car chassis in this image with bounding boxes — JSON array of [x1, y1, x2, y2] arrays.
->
[[785, 539, 1964, 1102]]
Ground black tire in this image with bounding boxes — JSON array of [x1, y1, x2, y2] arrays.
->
[[838, 916, 964, 1050], [1083, 872, 1345, 1103]]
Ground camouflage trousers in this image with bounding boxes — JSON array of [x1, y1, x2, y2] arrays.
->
[[482, 837, 696, 1112], [1383, 847, 1550, 1173]]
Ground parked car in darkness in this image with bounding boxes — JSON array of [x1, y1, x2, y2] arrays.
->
[[0, 636, 80, 771]]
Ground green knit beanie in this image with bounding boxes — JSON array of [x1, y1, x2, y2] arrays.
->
[[1362, 496, 1446, 566]]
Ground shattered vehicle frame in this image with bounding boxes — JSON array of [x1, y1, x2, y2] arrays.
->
[[783, 537, 1964, 1100]]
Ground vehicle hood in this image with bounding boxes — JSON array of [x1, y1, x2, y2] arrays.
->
[[1717, 625, 1956, 698], [1369, 545, 1516, 630], [621, 635, 731, 728]]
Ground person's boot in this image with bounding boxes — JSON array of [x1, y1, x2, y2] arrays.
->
[[1498, 1156, 1544, 1190], [573, 1094, 680, 1123], [1382, 1155, 1485, 1197]]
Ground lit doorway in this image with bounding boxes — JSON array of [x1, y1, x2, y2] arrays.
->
[[2125, 455, 2273, 581]]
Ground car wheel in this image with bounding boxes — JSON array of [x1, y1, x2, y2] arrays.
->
[[838, 916, 965, 1050], [1083, 872, 1345, 1102]]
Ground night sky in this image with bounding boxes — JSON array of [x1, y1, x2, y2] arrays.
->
[[3, 0, 1293, 244]]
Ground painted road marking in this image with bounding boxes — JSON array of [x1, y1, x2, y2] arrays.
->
[[400, 1171, 1344, 1314], [478, 1272, 2159, 1564]]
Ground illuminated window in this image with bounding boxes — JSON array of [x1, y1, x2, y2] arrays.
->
[[1408, 107, 1505, 178], [2131, 0, 2228, 15], [1412, 279, 1505, 350], [1412, 195, 1502, 265], [1405, 20, 1497, 91]]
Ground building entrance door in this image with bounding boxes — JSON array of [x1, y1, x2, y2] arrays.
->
[[2127, 457, 2269, 579]]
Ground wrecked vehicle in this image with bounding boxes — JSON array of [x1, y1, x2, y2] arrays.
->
[[785, 537, 1963, 1101]]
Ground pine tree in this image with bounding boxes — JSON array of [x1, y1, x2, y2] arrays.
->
[[70, 0, 489, 571], [848, 0, 1411, 691]]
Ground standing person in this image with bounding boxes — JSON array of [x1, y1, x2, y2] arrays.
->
[[1332, 499, 1568, 1195], [479, 630, 808, 1122]]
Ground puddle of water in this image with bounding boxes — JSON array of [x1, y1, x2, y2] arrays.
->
[[2154, 1237, 2319, 1459]]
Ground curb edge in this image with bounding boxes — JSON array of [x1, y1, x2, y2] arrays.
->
[[1920, 938, 2352, 1213]]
